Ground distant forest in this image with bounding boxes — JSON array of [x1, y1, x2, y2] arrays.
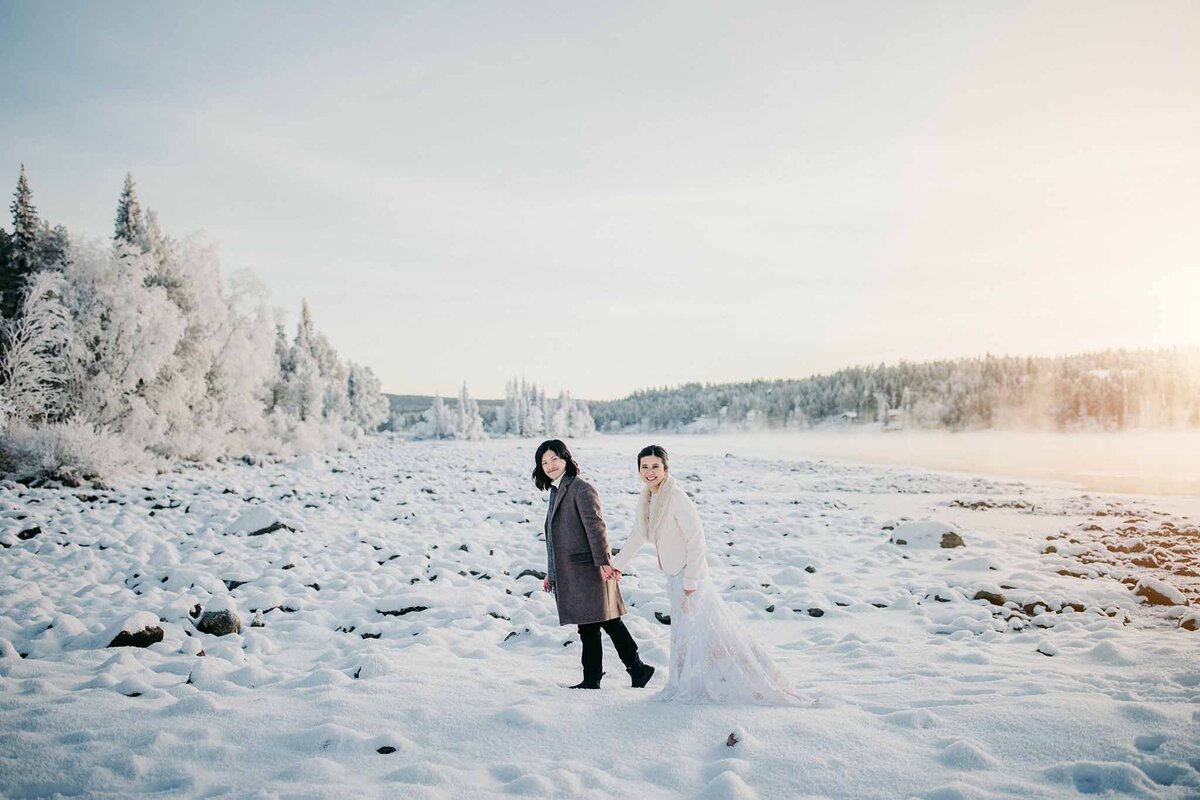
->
[[586, 348, 1200, 433]]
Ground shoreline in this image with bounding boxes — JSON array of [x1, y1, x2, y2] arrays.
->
[[587, 429, 1200, 497]]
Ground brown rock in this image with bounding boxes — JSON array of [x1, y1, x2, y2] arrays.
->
[[940, 532, 965, 548], [108, 626, 164, 648]]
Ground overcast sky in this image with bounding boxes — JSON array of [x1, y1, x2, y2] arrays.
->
[[2, 1, 1197, 399]]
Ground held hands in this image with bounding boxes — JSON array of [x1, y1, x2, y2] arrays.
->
[[542, 576, 550, 592], [599, 565, 620, 582]]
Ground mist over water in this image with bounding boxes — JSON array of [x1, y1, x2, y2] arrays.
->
[[592, 430, 1200, 496]]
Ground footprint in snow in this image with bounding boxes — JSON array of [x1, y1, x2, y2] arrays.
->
[[1133, 733, 1167, 753]]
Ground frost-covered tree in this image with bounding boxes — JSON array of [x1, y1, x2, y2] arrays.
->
[[61, 239, 186, 443], [502, 379, 520, 435], [268, 322, 289, 413], [347, 362, 389, 432], [313, 331, 349, 421], [456, 381, 486, 440], [276, 300, 323, 423], [0, 270, 70, 425], [521, 383, 542, 435], [570, 398, 595, 437], [200, 270, 277, 451], [0, 176, 392, 477], [422, 395, 453, 439]]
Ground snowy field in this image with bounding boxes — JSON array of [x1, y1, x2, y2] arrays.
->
[[2, 435, 1199, 799]]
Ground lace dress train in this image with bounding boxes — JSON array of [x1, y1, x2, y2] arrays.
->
[[655, 566, 805, 705]]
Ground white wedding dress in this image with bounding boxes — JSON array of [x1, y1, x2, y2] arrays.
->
[[656, 562, 805, 706]]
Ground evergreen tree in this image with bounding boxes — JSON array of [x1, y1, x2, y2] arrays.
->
[[2, 166, 40, 320], [114, 173, 146, 249], [423, 395, 453, 438], [36, 223, 69, 271]]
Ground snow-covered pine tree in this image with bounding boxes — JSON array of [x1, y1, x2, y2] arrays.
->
[[288, 339, 324, 424], [550, 389, 569, 437], [503, 379, 520, 435], [276, 300, 324, 423], [346, 362, 389, 432], [313, 331, 348, 421], [456, 381, 486, 440], [541, 389, 556, 436], [571, 398, 596, 437], [268, 322, 290, 413], [516, 379, 530, 436], [422, 395, 454, 439], [523, 382, 543, 436]]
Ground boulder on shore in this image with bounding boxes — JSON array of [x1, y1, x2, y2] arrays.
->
[[889, 521, 966, 549], [105, 612, 164, 648], [1133, 578, 1186, 608], [196, 598, 242, 636]]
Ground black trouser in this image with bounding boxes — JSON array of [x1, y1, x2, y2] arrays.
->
[[577, 618, 641, 680]]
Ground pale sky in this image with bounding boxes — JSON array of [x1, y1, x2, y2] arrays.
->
[[2, 1, 1198, 399]]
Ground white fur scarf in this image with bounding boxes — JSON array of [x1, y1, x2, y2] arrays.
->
[[635, 474, 676, 544]]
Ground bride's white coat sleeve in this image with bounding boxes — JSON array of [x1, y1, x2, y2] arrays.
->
[[675, 491, 707, 591], [612, 514, 646, 573]]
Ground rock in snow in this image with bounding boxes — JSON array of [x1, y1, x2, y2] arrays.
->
[[973, 589, 1008, 606], [196, 602, 242, 636], [1133, 577, 1186, 607], [225, 507, 294, 537], [103, 612, 164, 648], [889, 520, 966, 549]]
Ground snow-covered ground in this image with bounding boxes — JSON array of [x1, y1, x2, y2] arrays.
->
[[2, 435, 1198, 799]]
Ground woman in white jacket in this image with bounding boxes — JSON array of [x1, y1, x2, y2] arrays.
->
[[612, 444, 804, 705]]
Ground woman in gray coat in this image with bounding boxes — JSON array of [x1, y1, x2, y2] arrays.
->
[[533, 439, 655, 690]]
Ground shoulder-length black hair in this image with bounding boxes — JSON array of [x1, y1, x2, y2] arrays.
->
[[532, 439, 580, 491], [637, 444, 669, 471]]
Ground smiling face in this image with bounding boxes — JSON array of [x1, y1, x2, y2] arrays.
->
[[639, 455, 667, 491], [541, 450, 567, 483]]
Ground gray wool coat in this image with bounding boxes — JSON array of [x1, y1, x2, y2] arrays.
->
[[544, 475, 627, 626]]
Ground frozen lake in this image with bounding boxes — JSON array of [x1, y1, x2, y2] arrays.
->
[[590, 430, 1200, 497]]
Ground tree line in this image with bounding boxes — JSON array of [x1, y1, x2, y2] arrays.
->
[[0, 167, 389, 480], [398, 378, 596, 440], [588, 349, 1200, 433]]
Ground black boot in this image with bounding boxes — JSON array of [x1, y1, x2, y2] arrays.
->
[[570, 671, 604, 689], [599, 618, 654, 688], [574, 623, 604, 689], [628, 662, 656, 689]]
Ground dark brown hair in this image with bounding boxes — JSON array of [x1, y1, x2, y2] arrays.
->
[[637, 444, 669, 471], [532, 439, 580, 491]]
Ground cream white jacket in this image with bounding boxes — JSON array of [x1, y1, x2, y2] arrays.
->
[[612, 475, 707, 591]]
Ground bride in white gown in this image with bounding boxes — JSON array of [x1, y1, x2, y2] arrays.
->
[[612, 445, 805, 705]]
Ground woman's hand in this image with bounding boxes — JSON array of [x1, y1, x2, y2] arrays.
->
[[542, 577, 550, 592], [599, 565, 619, 581]]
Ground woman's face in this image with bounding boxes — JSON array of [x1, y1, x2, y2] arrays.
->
[[541, 450, 567, 482], [639, 456, 667, 490]]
